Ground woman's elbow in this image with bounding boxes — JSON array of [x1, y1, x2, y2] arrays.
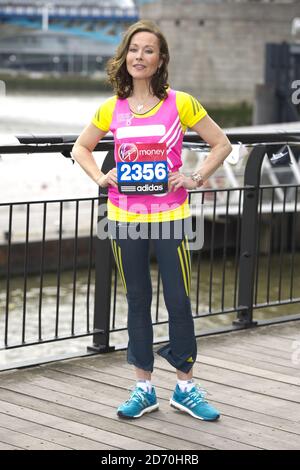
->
[[223, 140, 233, 158], [71, 142, 81, 162], [71, 145, 77, 161]]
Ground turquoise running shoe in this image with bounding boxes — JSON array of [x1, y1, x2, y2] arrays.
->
[[170, 384, 220, 421], [117, 386, 159, 419]]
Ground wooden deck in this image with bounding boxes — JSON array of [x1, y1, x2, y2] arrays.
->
[[0, 320, 300, 450]]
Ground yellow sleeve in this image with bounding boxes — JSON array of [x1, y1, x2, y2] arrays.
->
[[91, 95, 117, 132], [176, 91, 207, 132]]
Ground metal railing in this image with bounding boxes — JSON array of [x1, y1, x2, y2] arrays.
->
[[0, 130, 299, 366]]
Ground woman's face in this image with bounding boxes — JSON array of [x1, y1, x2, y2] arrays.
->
[[126, 31, 162, 82]]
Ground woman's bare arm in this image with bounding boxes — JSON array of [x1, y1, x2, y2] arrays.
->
[[72, 123, 117, 188], [191, 115, 232, 181], [168, 115, 232, 191]]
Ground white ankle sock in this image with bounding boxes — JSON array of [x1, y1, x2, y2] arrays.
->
[[177, 379, 195, 392], [136, 380, 153, 393]]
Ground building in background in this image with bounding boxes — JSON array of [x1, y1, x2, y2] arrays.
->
[[138, 0, 300, 105]]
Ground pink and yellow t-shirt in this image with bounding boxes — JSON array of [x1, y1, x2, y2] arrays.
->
[[92, 89, 207, 222]]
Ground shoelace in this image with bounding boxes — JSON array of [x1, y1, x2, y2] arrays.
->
[[125, 387, 147, 405], [189, 385, 208, 404]]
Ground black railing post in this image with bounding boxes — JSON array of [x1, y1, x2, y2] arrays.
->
[[233, 145, 267, 328], [87, 194, 115, 353], [88, 150, 115, 353]]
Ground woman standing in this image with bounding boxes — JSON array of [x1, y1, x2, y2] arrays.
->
[[72, 20, 232, 421]]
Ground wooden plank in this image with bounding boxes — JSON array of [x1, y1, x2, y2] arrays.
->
[[241, 321, 299, 338], [155, 360, 300, 418], [0, 388, 208, 450], [45, 360, 289, 412], [0, 425, 70, 450], [0, 397, 162, 451], [84, 346, 300, 383], [23, 369, 300, 450], [193, 344, 300, 376], [197, 321, 300, 345], [246, 322, 300, 340], [260, 328, 300, 341], [0, 320, 299, 450], [84, 358, 300, 422], [198, 335, 296, 361], [0, 441, 20, 450], [267, 330, 300, 341], [191, 364, 300, 403], [210, 329, 297, 353], [196, 354, 300, 386], [62, 355, 300, 405], [42, 368, 300, 448], [202, 343, 299, 372], [0, 412, 114, 450], [73, 325, 298, 370], [0, 383, 258, 450], [39, 367, 300, 436]]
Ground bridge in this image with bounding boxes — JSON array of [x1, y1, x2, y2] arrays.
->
[[0, 0, 139, 43], [0, 0, 139, 20]]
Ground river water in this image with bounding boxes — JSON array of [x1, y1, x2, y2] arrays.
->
[[0, 91, 299, 369]]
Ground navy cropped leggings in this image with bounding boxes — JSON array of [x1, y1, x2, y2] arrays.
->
[[109, 219, 197, 373]]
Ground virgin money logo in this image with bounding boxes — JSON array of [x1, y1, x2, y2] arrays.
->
[[118, 143, 138, 162]]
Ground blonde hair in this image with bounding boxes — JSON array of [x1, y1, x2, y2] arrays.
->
[[106, 20, 170, 99]]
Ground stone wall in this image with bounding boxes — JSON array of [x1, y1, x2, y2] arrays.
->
[[139, 0, 300, 105]]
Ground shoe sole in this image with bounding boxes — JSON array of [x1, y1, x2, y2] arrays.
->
[[170, 399, 220, 421], [117, 403, 159, 419]]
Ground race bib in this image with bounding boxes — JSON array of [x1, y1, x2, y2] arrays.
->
[[116, 142, 168, 195]]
